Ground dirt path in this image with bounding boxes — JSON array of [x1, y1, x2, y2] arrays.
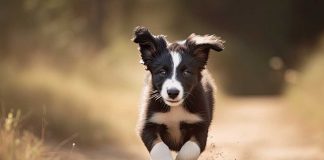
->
[[200, 97, 324, 160], [77, 97, 324, 160]]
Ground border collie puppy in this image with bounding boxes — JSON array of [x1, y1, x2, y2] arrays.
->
[[133, 26, 224, 160]]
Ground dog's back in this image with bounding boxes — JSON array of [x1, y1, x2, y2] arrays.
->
[[200, 70, 217, 121]]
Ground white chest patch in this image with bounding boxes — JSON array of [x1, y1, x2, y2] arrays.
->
[[149, 106, 202, 142]]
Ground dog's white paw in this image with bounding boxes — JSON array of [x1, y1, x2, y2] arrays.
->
[[176, 141, 200, 160], [150, 142, 173, 160]]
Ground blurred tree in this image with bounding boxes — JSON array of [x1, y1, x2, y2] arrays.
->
[[0, 0, 323, 94], [170, 0, 324, 95]]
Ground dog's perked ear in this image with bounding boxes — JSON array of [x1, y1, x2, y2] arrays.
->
[[132, 26, 168, 67], [186, 33, 225, 68]]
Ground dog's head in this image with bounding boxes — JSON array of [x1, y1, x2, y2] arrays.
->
[[133, 26, 225, 106]]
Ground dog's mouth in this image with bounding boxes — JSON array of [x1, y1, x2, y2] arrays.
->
[[166, 99, 180, 103], [164, 98, 184, 106]]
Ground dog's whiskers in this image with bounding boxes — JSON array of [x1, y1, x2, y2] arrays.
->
[[149, 92, 164, 102]]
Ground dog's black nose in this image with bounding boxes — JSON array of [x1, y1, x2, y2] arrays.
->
[[167, 88, 179, 99]]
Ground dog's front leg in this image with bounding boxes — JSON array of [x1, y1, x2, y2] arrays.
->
[[176, 125, 208, 160], [150, 141, 173, 160], [175, 141, 201, 160], [140, 123, 173, 160]]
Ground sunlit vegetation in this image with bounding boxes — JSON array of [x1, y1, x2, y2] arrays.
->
[[0, 111, 58, 160], [0, 38, 145, 148]]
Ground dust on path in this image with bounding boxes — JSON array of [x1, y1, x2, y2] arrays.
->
[[200, 97, 324, 160]]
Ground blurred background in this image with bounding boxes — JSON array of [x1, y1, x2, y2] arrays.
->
[[0, 0, 324, 159]]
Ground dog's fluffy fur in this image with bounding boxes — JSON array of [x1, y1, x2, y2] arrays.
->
[[133, 26, 224, 160]]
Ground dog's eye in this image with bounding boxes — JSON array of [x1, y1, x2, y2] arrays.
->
[[158, 69, 167, 76], [183, 70, 192, 76]]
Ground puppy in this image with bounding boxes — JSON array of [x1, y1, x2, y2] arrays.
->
[[133, 26, 224, 160]]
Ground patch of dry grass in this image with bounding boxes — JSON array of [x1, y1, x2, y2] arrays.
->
[[0, 111, 59, 160]]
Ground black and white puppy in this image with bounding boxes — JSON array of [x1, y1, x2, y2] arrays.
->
[[133, 26, 224, 160]]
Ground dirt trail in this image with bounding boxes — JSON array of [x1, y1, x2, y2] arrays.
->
[[200, 97, 324, 160], [78, 97, 324, 160]]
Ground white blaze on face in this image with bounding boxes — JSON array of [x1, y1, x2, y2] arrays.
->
[[161, 52, 184, 106]]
